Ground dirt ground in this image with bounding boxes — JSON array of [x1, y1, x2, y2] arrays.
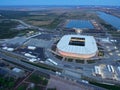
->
[[47, 75, 94, 90]]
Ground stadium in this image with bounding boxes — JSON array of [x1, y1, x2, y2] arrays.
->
[[56, 35, 98, 59]]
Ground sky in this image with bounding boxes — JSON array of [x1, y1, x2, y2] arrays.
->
[[0, 0, 120, 6]]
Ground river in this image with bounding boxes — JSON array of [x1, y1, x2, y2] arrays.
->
[[97, 11, 120, 30]]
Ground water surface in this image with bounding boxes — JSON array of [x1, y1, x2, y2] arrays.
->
[[97, 11, 120, 30], [66, 20, 94, 29]]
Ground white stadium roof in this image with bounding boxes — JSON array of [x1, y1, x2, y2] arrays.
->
[[57, 35, 98, 57]]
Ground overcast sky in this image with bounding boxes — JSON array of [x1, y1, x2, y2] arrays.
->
[[0, 0, 120, 6]]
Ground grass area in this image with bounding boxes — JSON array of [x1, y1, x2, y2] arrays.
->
[[45, 16, 63, 29], [76, 60, 84, 64], [0, 77, 15, 90], [0, 20, 19, 39], [0, 10, 102, 30], [100, 22, 120, 37], [90, 82, 120, 90], [32, 86, 45, 90], [87, 60, 96, 64], [28, 74, 48, 85], [23, 10, 100, 29], [47, 88, 57, 90], [23, 12, 62, 29], [67, 10, 99, 20], [67, 58, 73, 62], [0, 19, 38, 39], [22, 60, 62, 72], [107, 31, 120, 37], [82, 75, 120, 90], [54, 55, 63, 60], [100, 22, 117, 31], [17, 83, 46, 90], [23, 13, 57, 21], [17, 83, 27, 90], [0, 10, 29, 19]]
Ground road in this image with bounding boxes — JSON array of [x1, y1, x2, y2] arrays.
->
[[0, 50, 106, 90], [0, 51, 55, 75]]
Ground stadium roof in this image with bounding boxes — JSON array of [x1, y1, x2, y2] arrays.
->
[[57, 35, 98, 55]]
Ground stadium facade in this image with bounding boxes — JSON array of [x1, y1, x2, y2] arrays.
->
[[57, 35, 98, 59]]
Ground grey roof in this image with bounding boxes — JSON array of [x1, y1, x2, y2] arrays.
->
[[57, 35, 98, 55]]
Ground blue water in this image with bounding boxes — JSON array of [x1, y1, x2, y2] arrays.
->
[[97, 11, 120, 30], [66, 20, 94, 29]]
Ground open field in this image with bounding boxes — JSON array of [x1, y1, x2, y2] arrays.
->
[[0, 20, 19, 39], [0, 19, 38, 39], [17, 71, 49, 90], [0, 9, 102, 29]]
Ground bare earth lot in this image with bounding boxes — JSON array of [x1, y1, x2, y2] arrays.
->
[[47, 75, 94, 90]]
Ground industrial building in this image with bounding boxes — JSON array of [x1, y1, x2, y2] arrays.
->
[[57, 35, 98, 59]]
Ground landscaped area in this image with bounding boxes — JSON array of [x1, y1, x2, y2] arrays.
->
[[17, 72, 50, 90], [0, 77, 15, 90]]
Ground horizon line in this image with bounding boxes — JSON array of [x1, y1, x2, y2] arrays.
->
[[0, 5, 120, 7]]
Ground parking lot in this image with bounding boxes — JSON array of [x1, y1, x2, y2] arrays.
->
[[14, 46, 45, 60]]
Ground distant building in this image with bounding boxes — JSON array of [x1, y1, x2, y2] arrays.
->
[[28, 46, 36, 50], [12, 67, 25, 78], [0, 67, 25, 79]]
